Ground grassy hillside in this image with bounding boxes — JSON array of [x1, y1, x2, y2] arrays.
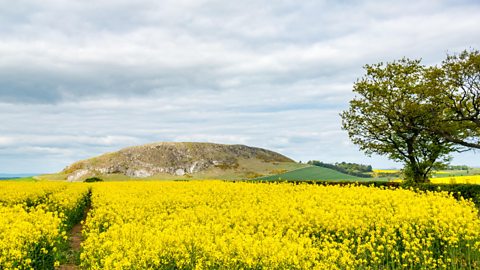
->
[[256, 166, 372, 181], [59, 161, 306, 181], [40, 161, 307, 182], [59, 142, 298, 181]]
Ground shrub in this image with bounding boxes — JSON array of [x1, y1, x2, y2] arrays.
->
[[84, 177, 103, 183]]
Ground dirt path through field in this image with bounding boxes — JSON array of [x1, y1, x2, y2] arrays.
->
[[57, 206, 91, 270]]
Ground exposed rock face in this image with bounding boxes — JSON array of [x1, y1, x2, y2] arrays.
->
[[62, 142, 294, 181], [66, 169, 93, 182]]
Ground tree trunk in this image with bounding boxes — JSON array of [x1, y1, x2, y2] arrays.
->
[[405, 137, 430, 184]]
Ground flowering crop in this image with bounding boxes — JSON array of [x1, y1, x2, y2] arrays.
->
[[81, 181, 480, 269], [45, 183, 91, 229], [431, 175, 480, 185], [0, 204, 61, 269], [1, 181, 480, 269], [0, 182, 90, 269], [0, 181, 66, 206], [373, 169, 400, 173]]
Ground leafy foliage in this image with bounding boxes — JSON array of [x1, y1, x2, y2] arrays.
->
[[341, 59, 453, 183], [342, 49, 480, 183], [83, 177, 103, 183], [428, 50, 480, 149], [444, 165, 470, 170], [418, 183, 480, 206], [307, 160, 372, 178]]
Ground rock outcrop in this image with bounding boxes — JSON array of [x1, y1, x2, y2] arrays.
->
[[63, 142, 294, 181]]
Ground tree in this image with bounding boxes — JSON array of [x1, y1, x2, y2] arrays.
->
[[341, 59, 454, 183], [428, 50, 480, 150]]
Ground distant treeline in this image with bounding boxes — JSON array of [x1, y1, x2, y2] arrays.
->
[[445, 165, 470, 170], [307, 160, 373, 178]]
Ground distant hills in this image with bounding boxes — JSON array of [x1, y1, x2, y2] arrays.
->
[[0, 173, 37, 179], [52, 142, 303, 182]]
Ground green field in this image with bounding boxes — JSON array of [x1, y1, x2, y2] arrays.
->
[[23, 166, 480, 183], [432, 168, 480, 178], [256, 166, 372, 181], [0, 176, 36, 182]]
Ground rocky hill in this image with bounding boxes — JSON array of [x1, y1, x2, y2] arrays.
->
[[61, 142, 298, 181]]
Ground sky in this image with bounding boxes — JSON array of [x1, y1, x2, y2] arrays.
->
[[0, 0, 479, 174]]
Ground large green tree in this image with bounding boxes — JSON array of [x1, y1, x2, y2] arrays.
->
[[341, 59, 454, 183], [428, 50, 480, 149]]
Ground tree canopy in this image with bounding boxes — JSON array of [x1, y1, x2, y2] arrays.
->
[[341, 59, 454, 183], [341, 49, 479, 183], [428, 50, 480, 150]]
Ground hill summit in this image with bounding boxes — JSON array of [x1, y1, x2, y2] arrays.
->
[[62, 142, 296, 181]]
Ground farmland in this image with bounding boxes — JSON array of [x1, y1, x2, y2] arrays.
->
[[2, 181, 480, 269], [0, 182, 90, 269], [256, 166, 370, 181], [431, 175, 480, 184]]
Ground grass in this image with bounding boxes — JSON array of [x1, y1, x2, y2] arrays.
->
[[39, 161, 309, 181], [431, 168, 480, 178], [0, 177, 37, 182], [36, 173, 69, 181], [31, 166, 480, 183], [256, 166, 372, 181]]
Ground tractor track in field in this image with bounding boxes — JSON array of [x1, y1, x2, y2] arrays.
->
[[57, 206, 91, 270]]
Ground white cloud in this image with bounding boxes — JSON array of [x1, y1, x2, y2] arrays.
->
[[0, 0, 479, 172], [0, 136, 14, 146]]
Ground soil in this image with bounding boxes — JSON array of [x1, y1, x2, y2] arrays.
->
[[57, 207, 91, 270], [69, 221, 84, 252]]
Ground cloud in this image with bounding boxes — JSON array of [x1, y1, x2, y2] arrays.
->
[[0, 0, 479, 172], [0, 136, 14, 146], [2, 0, 478, 103]]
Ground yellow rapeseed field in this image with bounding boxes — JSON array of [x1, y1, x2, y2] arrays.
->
[[0, 182, 90, 269], [82, 181, 480, 269], [372, 169, 400, 173], [371, 169, 401, 178], [0, 181, 65, 206], [0, 204, 62, 269], [2, 180, 480, 269], [431, 175, 480, 184]]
